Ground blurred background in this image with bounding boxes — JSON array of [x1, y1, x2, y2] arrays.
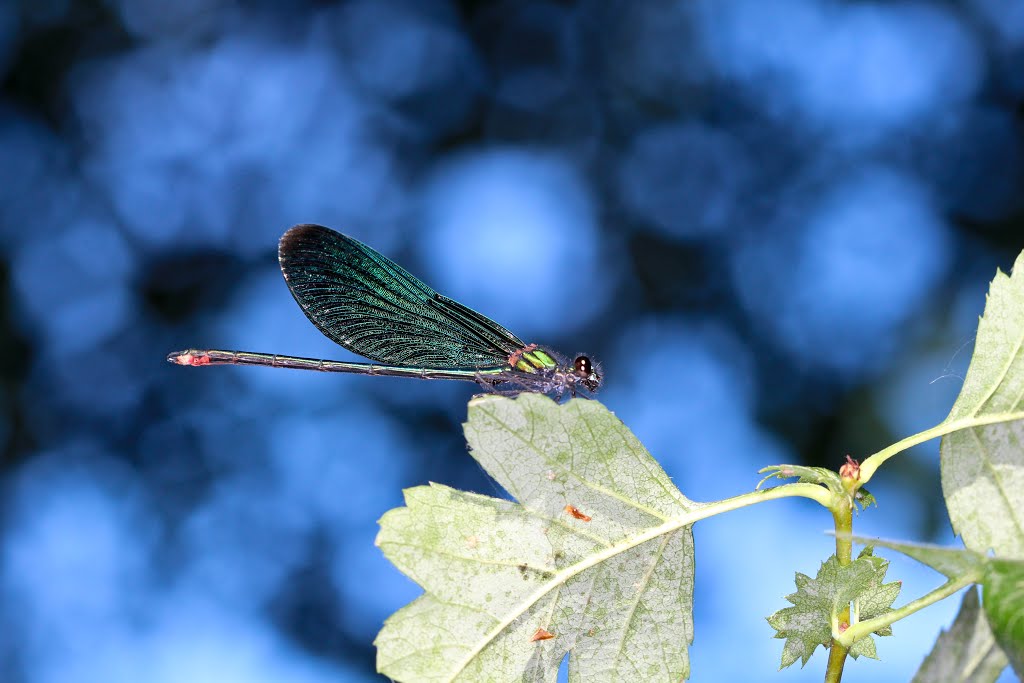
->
[[0, 0, 1022, 681]]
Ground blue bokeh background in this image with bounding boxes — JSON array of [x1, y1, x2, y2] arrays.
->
[[1, 1, 1022, 681]]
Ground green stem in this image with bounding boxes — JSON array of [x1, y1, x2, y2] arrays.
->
[[696, 482, 833, 514], [835, 574, 979, 649], [832, 507, 853, 565], [859, 411, 1024, 485], [824, 499, 854, 683]]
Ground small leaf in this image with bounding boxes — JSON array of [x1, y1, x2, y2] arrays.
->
[[759, 464, 873, 511], [855, 488, 877, 510], [982, 558, 1024, 676], [758, 464, 841, 491], [768, 549, 901, 669], [846, 548, 902, 660], [941, 251, 1024, 559], [912, 587, 1009, 683], [376, 394, 697, 682], [849, 635, 878, 660]]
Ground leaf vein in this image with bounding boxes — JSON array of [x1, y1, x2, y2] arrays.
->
[[610, 532, 673, 672], [967, 426, 1024, 542], [973, 326, 1024, 417], [478, 405, 669, 522]]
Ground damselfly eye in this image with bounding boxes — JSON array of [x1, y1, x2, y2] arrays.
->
[[574, 355, 601, 391]]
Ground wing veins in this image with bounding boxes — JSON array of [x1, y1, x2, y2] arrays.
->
[[278, 225, 525, 368]]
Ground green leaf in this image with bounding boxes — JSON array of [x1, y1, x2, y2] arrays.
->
[[767, 548, 901, 669], [912, 587, 1009, 683], [845, 549, 901, 656], [982, 559, 1024, 676], [841, 535, 986, 581], [854, 488, 877, 510], [941, 252, 1024, 559], [849, 635, 878, 660], [758, 464, 874, 511], [758, 464, 842, 491], [375, 394, 697, 682]]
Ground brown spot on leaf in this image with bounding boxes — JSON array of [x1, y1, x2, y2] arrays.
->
[[530, 628, 555, 642], [565, 505, 592, 522]]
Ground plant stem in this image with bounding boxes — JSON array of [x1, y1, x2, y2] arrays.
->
[[823, 498, 854, 683], [697, 481, 833, 514], [835, 574, 978, 648], [858, 411, 1024, 484]]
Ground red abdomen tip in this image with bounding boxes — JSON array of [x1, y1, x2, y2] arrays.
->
[[171, 352, 212, 366]]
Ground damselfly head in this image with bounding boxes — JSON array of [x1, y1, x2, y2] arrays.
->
[[573, 355, 601, 392]]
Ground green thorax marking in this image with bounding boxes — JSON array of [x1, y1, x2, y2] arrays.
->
[[515, 349, 557, 373]]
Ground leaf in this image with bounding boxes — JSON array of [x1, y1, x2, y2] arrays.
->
[[941, 251, 1024, 559], [767, 548, 901, 669], [758, 464, 842, 491], [375, 394, 697, 682], [849, 635, 878, 660], [758, 464, 874, 511], [854, 488, 877, 510], [841, 534, 986, 581], [982, 559, 1024, 676], [845, 549, 901, 657], [912, 587, 1009, 683]]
